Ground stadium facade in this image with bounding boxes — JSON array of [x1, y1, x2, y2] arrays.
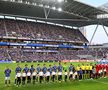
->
[[0, 0, 108, 62]]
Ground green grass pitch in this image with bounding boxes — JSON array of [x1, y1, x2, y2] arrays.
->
[[0, 62, 108, 90]]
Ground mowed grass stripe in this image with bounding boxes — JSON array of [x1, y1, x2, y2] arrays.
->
[[0, 79, 108, 90]]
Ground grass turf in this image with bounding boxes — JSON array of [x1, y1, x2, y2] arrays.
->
[[0, 62, 108, 90]]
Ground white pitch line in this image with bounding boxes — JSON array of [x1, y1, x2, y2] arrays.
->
[[93, 80, 108, 85]]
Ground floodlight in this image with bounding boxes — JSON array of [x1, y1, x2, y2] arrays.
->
[[57, 0, 64, 3], [52, 7, 56, 10], [45, 5, 50, 8], [39, 4, 43, 7], [58, 8, 62, 12]]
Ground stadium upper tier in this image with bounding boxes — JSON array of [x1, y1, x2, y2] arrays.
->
[[0, 48, 108, 61], [0, 19, 88, 43]]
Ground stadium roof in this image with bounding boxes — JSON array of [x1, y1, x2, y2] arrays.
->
[[0, 0, 108, 27], [99, 2, 108, 13]]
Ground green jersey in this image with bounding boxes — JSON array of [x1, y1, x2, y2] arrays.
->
[[63, 65, 68, 71]]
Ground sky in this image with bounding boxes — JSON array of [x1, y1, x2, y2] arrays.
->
[[77, 0, 108, 7], [77, 0, 108, 44]]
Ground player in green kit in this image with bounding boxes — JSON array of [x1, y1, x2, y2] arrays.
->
[[63, 62, 68, 72], [63, 62, 69, 81]]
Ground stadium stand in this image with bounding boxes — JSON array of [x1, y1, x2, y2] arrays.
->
[[0, 0, 108, 62], [0, 47, 108, 61], [0, 18, 108, 62], [0, 19, 87, 42]]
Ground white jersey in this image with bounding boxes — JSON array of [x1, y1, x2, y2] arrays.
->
[[46, 72, 50, 76], [104, 69, 106, 72], [52, 71, 56, 75], [69, 71, 73, 75], [27, 72, 31, 76], [73, 71, 77, 79], [39, 71, 43, 76], [22, 73, 26, 77], [99, 70, 102, 74], [64, 72, 68, 75], [74, 72, 77, 75], [32, 72, 36, 76], [17, 73, 22, 77], [58, 72, 62, 75]]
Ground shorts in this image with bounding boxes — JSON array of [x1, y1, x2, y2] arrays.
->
[[73, 75, 77, 79], [82, 70, 85, 74], [17, 77, 21, 82], [27, 76, 31, 81], [104, 71, 107, 75], [79, 74, 82, 80], [33, 76, 36, 80], [86, 70, 89, 74], [52, 75, 55, 79], [90, 70, 92, 74], [22, 77, 26, 81], [65, 75, 67, 81], [5, 77, 10, 80], [58, 75, 62, 81], [69, 74, 73, 79], [39, 76, 43, 83], [46, 76, 50, 82]]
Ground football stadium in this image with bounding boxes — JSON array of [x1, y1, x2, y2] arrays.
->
[[0, 0, 108, 90]]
